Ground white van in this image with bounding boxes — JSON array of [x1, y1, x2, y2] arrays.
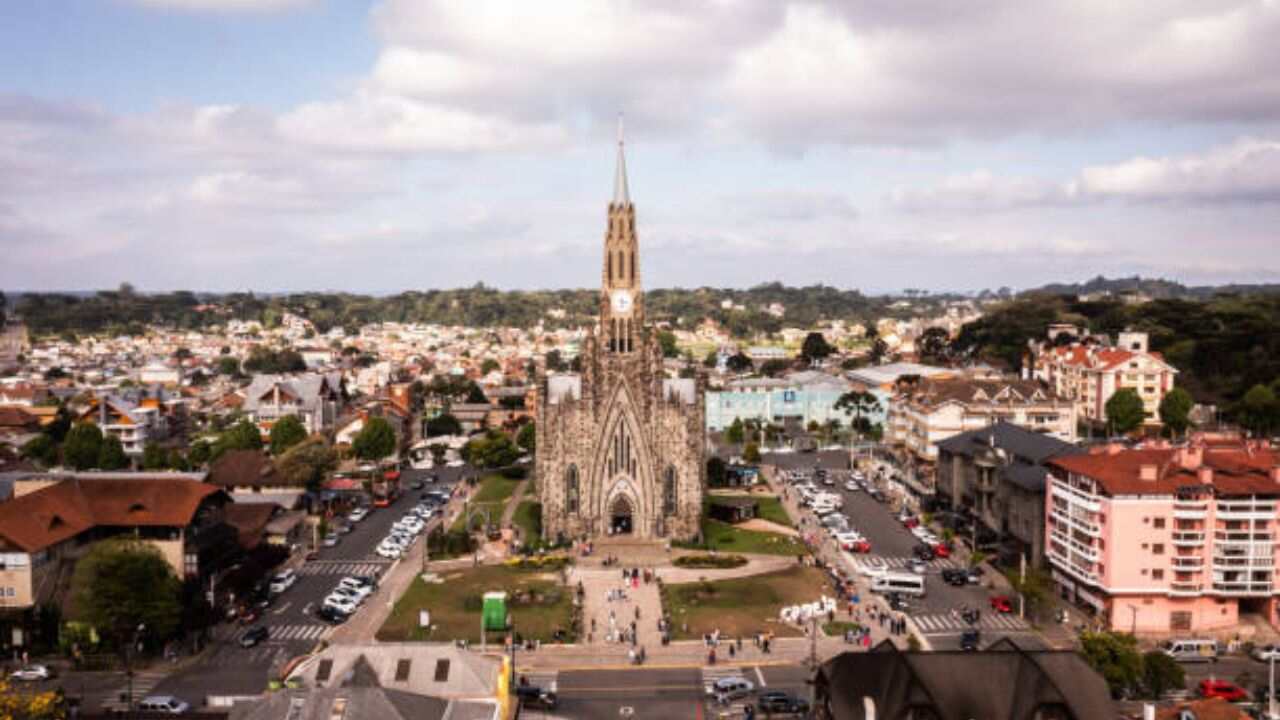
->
[[1162, 639, 1218, 663], [138, 696, 191, 714], [871, 572, 927, 597]]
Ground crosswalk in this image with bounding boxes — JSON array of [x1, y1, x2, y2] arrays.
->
[[848, 555, 963, 572], [202, 644, 287, 668], [702, 666, 753, 717], [269, 623, 332, 642], [911, 612, 1031, 634], [297, 561, 391, 576], [102, 669, 168, 711]]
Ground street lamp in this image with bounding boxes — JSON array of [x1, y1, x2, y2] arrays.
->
[[125, 623, 146, 711]]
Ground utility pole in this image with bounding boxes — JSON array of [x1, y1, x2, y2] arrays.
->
[[1018, 553, 1026, 620], [1270, 652, 1277, 720]]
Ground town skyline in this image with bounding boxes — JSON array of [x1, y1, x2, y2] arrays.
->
[[4, 1, 1280, 293]]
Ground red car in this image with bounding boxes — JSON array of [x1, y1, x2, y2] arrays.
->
[[989, 596, 1013, 614], [932, 543, 951, 558], [1198, 679, 1247, 702], [903, 517, 920, 529], [850, 540, 872, 554]]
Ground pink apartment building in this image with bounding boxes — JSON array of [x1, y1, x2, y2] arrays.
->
[[1045, 438, 1280, 635]]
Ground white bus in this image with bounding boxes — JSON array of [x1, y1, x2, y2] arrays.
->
[[871, 572, 926, 597]]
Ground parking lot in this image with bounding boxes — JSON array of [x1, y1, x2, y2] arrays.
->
[[768, 450, 1045, 652]]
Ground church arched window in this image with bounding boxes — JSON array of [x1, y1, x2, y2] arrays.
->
[[565, 465, 579, 515], [630, 250, 635, 282], [663, 466, 677, 516]]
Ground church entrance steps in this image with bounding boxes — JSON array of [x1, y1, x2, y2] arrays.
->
[[582, 538, 672, 567]]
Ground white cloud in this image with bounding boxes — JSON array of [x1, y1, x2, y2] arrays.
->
[[127, 0, 313, 12], [894, 137, 1280, 212]]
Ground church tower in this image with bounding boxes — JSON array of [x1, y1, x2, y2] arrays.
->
[[601, 120, 642, 354]]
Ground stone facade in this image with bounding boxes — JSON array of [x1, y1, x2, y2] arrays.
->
[[536, 134, 705, 542]]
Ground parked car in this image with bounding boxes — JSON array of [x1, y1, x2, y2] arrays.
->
[[941, 568, 968, 587], [912, 545, 936, 561], [268, 569, 297, 595], [317, 605, 350, 624], [757, 691, 810, 714], [990, 595, 1013, 614], [1253, 644, 1280, 662], [322, 532, 340, 547], [347, 507, 368, 522], [240, 626, 269, 648], [138, 696, 191, 714], [323, 597, 358, 615], [932, 543, 951, 559], [9, 665, 53, 682], [1198, 679, 1247, 702]]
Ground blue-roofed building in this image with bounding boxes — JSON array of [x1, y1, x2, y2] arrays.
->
[[705, 370, 855, 431]]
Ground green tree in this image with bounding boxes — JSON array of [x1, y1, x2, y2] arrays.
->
[[20, 435, 58, 467], [268, 415, 308, 456], [1079, 631, 1143, 698], [702, 350, 718, 368], [726, 352, 753, 374], [759, 358, 791, 377], [725, 418, 746, 445], [465, 383, 489, 404], [212, 419, 264, 460], [462, 430, 520, 469], [353, 416, 397, 462], [835, 390, 882, 437], [1105, 388, 1146, 436], [187, 439, 212, 467], [1158, 387, 1194, 437], [97, 435, 129, 470], [216, 356, 240, 376], [480, 358, 501, 375], [868, 338, 890, 365], [799, 332, 833, 366], [545, 349, 567, 372], [1141, 650, 1185, 699], [743, 442, 761, 464], [706, 456, 727, 487], [45, 405, 72, 443], [1003, 566, 1051, 617], [917, 327, 952, 365], [1241, 383, 1278, 436], [63, 422, 104, 470], [71, 538, 181, 649], [516, 422, 536, 453], [425, 413, 463, 437], [274, 437, 337, 492], [141, 442, 169, 470], [657, 331, 679, 358]]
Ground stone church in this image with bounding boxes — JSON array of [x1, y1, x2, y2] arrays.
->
[[536, 130, 705, 542]]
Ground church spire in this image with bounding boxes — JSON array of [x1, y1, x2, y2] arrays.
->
[[613, 114, 630, 206]]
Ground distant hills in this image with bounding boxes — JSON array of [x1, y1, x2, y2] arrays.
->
[[1023, 275, 1280, 300]]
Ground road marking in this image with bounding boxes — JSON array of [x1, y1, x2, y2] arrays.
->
[[272, 601, 292, 615], [754, 666, 767, 688], [302, 602, 314, 615]]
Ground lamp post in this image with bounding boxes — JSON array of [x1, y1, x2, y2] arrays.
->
[[124, 623, 145, 712], [1270, 652, 1277, 720]]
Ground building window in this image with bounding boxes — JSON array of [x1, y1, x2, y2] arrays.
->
[[184, 553, 198, 578], [663, 467, 677, 516], [565, 465, 580, 515], [1152, 544, 1164, 555], [1153, 518, 1165, 529], [1152, 569, 1164, 580], [1170, 611, 1192, 631]]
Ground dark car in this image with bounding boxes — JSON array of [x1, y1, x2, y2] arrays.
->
[[912, 544, 936, 561], [515, 686, 558, 710], [758, 691, 809, 714], [887, 593, 910, 611], [869, 490, 887, 503], [960, 629, 980, 652], [941, 568, 968, 586], [239, 626, 269, 648], [316, 605, 350, 625], [409, 479, 425, 490]]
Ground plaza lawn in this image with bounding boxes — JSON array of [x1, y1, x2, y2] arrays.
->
[[660, 565, 835, 640], [472, 474, 520, 504], [377, 565, 575, 643], [512, 501, 542, 542], [698, 519, 808, 556], [450, 501, 503, 534]]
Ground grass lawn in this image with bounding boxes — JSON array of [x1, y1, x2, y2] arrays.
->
[[660, 565, 835, 640], [822, 621, 862, 637], [377, 565, 575, 643], [472, 474, 520, 504], [450, 501, 503, 533], [696, 519, 808, 556], [512, 501, 542, 541]]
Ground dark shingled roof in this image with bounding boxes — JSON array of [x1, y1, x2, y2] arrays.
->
[[935, 421, 1084, 493], [817, 639, 1113, 720]]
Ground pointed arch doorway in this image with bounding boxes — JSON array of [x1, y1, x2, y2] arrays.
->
[[609, 494, 634, 535]]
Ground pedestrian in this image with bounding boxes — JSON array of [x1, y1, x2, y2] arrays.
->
[[736, 636, 743, 653], [729, 643, 736, 659], [635, 606, 640, 621]]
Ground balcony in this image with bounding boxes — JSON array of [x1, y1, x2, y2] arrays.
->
[[1169, 581, 1203, 596], [1052, 485, 1101, 513], [1172, 531, 1206, 546], [1173, 501, 1208, 520], [1172, 556, 1204, 570], [1211, 581, 1274, 596], [1049, 508, 1102, 538], [1211, 556, 1273, 570], [1216, 503, 1276, 522]]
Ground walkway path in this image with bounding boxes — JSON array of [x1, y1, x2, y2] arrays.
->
[[499, 478, 530, 529], [573, 567, 664, 652]]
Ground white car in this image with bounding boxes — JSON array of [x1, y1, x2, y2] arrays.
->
[[348, 507, 369, 522], [329, 586, 369, 604], [323, 596, 359, 614], [843, 481, 859, 492], [9, 665, 52, 682], [447, 459, 465, 467], [856, 558, 889, 579], [908, 558, 929, 574], [376, 545, 403, 559], [268, 569, 297, 595]]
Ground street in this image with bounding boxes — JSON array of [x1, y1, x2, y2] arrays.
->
[[90, 467, 469, 709], [766, 450, 1045, 652], [515, 664, 813, 720]]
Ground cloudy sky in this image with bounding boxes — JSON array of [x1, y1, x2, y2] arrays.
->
[[3, 0, 1279, 294]]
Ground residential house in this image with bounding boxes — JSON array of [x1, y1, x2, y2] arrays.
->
[[0, 407, 42, 450], [887, 378, 1076, 494], [78, 394, 165, 458], [208, 449, 308, 510], [1045, 437, 1280, 635], [1032, 330, 1178, 428], [0, 475, 235, 637], [936, 422, 1083, 567], [242, 373, 343, 436], [813, 640, 1113, 720]]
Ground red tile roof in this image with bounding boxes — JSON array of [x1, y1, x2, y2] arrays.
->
[[1048, 445, 1280, 497], [0, 478, 227, 552]]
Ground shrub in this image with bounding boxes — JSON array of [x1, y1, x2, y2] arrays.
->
[[673, 554, 748, 569]]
